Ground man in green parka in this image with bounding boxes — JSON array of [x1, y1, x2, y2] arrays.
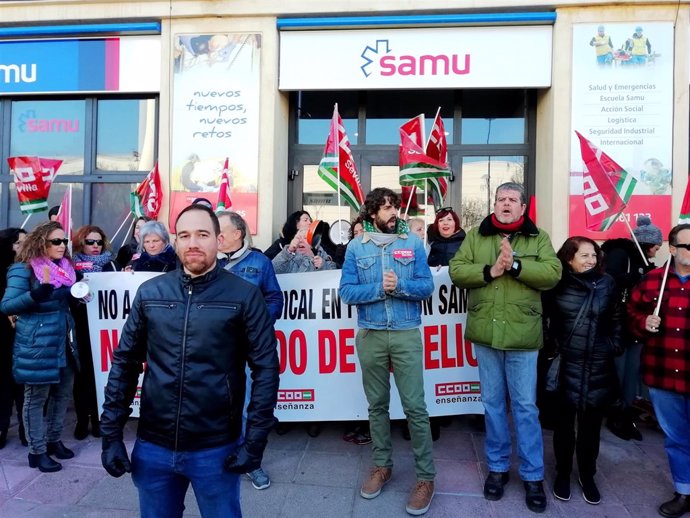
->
[[449, 182, 561, 514]]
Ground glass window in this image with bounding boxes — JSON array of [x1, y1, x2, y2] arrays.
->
[[10, 100, 86, 174], [300, 164, 356, 224], [8, 182, 84, 231], [365, 91, 454, 144], [90, 183, 139, 248], [97, 99, 157, 172], [461, 90, 526, 144], [297, 92, 358, 144], [460, 156, 525, 229]]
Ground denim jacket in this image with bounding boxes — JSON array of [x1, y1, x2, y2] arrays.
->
[[339, 232, 433, 330]]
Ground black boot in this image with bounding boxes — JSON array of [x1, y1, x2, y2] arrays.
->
[[0, 429, 7, 449], [659, 493, 690, 518], [28, 453, 62, 472], [74, 419, 89, 440], [47, 440, 74, 459], [90, 416, 101, 438]]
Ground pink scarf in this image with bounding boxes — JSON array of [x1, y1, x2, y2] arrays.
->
[[30, 256, 76, 288]]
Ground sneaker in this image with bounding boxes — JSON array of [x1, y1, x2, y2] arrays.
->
[[360, 466, 392, 499], [578, 477, 601, 505], [524, 481, 547, 513], [247, 467, 270, 490], [553, 473, 571, 501], [406, 480, 434, 516], [483, 471, 510, 501]]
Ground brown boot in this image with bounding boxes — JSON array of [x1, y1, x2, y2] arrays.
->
[[360, 466, 392, 499], [406, 480, 435, 515]]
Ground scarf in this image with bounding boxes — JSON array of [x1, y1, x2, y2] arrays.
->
[[362, 218, 410, 247], [30, 256, 76, 288], [490, 213, 524, 234], [72, 251, 115, 273], [134, 244, 177, 272]]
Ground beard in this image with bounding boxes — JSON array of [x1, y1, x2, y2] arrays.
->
[[182, 251, 215, 276], [375, 215, 397, 234]]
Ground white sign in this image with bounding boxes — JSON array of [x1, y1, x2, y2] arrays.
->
[[85, 268, 482, 421], [279, 26, 552, 90]]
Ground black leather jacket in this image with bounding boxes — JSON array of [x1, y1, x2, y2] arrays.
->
[[100, 264, 279, 462]]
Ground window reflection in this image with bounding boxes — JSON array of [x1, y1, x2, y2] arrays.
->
[[301, 164, 356, 224], [90, 183, 139, 249], [460, 156, 525, 229], [297, 92, 358, 144], [461, 90, 526, 144], [97, 99, 157, 171], [10, 100, 86, 174]]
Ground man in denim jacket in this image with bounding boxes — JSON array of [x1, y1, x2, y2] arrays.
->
[[339, 188, 435, 516]]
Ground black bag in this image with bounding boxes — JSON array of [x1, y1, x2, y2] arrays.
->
[[543, 290, 593, 393]]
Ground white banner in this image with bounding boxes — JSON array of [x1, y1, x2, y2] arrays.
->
[[279, 26, 552, 90], [84, 268, 481, 421]]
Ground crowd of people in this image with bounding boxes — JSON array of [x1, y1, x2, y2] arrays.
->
[[0, 187, 688, 518]]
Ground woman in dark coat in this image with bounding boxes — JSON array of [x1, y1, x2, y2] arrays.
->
[[543, 236, 622, 505], [427, 207, 466, 267], [70, 225, 118, 440], [125, 221, 177, 272], [264, 210, 312, 260], [0, 227, 27, 448], [0, 222, 78, 472], [115, 216, 150, 269]]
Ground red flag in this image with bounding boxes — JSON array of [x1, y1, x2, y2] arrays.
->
[[56, 186, 72, 240], [399, 115, 451, 187], [317, 104, 365, 212], [131, 162, 162, 219], [39, 158, 63, 188], [425, 110, 450, 206], [216, 158, 232, 212], [7, 156, 51, 214], [679, 179, 690, 224], [527, 194, 537, 224], [575, 131, 630, 231]]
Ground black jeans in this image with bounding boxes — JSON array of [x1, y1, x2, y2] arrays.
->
[[0, 342, 23, 432], [553, 402, 605, 479]]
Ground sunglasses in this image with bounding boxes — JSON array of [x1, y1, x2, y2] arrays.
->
[[48, 238, 69, 247], [436, 206, 453, 214], [673, 243, 690, 251], [84, 239, 104, 246]]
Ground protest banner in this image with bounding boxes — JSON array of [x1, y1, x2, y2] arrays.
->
[[84, 268, 482, 420]]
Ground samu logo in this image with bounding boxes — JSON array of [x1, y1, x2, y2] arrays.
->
[[0, 63, 37, 84], [360, 39, 470, 78]]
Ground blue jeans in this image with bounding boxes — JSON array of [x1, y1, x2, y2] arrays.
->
[[475, 344, 544, 481], [649, 388, 690, 494], [23, 363, 74, 455], [131, 438, 242, 518]]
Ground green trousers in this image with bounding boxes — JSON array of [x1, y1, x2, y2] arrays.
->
[[356, 328, 435, 480]]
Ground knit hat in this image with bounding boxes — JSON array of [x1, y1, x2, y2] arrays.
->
[[633, 215, 662, 246]]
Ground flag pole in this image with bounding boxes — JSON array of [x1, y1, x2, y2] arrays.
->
[[622, 215, 649, 266], [654, 257, 671, 317], [402, 187, 416, 220], [20, 213, 32, 229], [424, 179, 429, 247], [110, 212, 133, 244], [334, 104, 342, 224], [119, 219, 135, 250]]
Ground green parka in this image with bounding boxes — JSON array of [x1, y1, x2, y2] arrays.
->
[[449, 215, 561, 350]]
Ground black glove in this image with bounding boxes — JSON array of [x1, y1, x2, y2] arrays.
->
[[101, 438, 131, 478], [223, 443, 260, 474], [30, 283, 54, 302]]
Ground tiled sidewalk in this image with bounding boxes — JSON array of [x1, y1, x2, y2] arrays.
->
[[0, 411, 672, 517]]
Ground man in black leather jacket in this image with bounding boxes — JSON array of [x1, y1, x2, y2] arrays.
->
[[99, 204, 279, 518]]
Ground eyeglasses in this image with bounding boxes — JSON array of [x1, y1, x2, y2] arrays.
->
[[84, 239, 104, 246], [48, 238, 69, 246], [673, 243, 690, 251], [436, 206, 453, 214]]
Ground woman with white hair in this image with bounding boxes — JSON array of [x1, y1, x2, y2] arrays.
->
[[126, 221, 177, 272]]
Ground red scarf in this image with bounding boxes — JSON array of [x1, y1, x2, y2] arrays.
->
[[491, 213, 524, 233]]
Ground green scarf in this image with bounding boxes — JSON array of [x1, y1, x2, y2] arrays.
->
[[363, 218, 410, 235]]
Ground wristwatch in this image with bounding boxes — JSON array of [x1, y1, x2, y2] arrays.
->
[[509, 259, 521, 277], [511, 260, 519, 271]]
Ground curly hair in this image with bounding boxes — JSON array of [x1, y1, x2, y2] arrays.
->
[[16, 221, 71, 264], [556, 236, 604, 274], [362, 188, 400, 222], [349, 215, 365, 240], [72, 225, 112, 254]]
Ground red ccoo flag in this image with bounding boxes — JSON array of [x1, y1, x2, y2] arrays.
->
[[130, 162, 162, 219], [424, 109, 450, 207], [216, 158, 232, 212], [527, 194, 537, 224]]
